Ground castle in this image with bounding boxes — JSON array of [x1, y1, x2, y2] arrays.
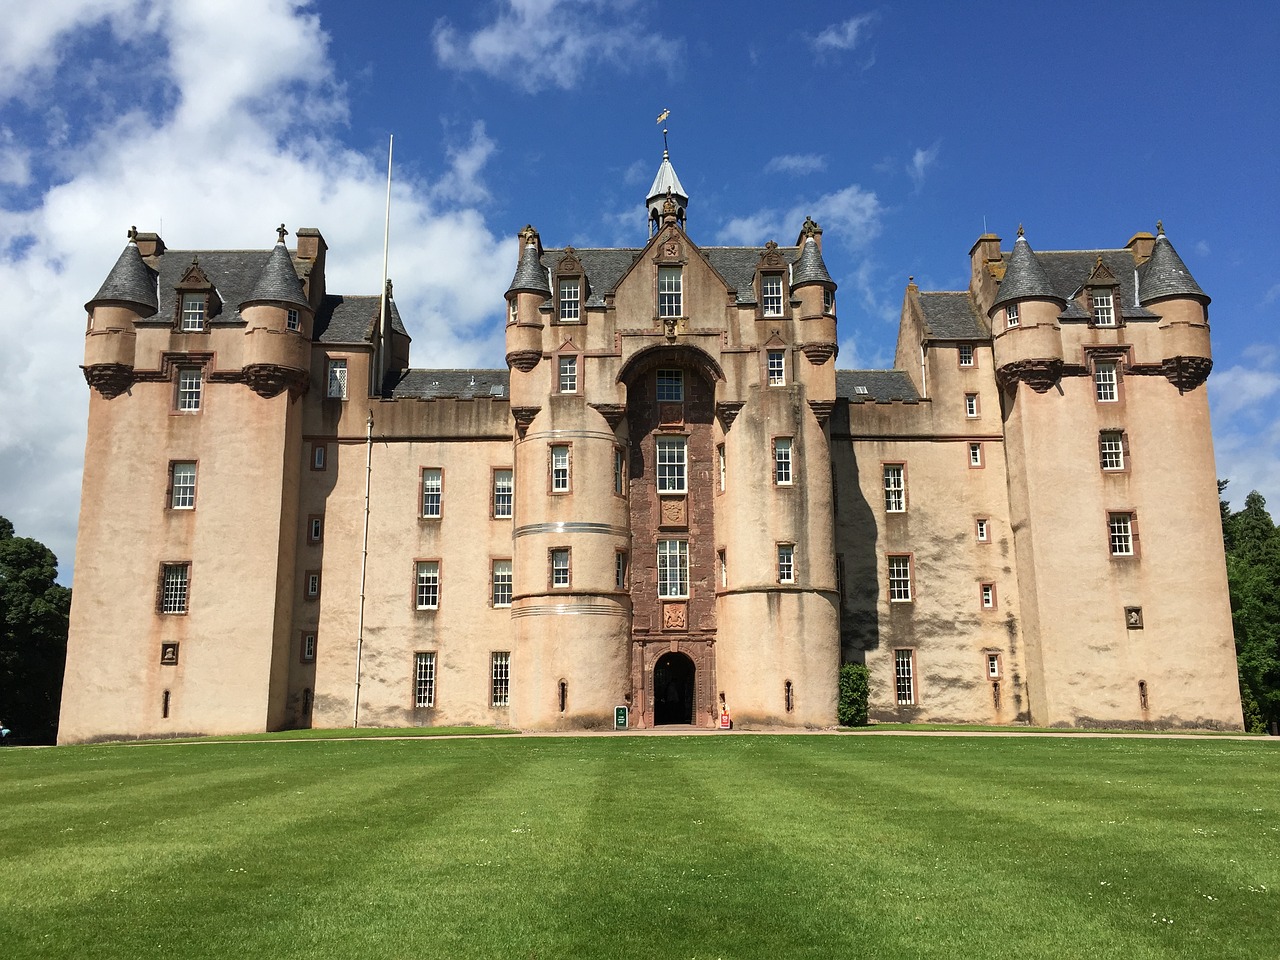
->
[[58, 152, 1244, 741]]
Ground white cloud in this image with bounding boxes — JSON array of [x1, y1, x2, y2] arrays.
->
[[1194, 239, 1211, 257], [812, 13, 878, 53], [716, 184, 883, 249], [907, 141, 941, 193], [0, 1, 512, 580], [1207, 363, 1280, 421], [1210, 355, 1280, 510], [1262, 282, 1280, 306], [433, 0, 680, 93], [765, 154, 827, 175], [0, 0, 146, 103]]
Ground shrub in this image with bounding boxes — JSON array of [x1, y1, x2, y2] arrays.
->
[[838, 663, 870, 726]]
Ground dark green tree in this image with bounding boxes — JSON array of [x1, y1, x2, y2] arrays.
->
[[0, 517, 71, 744], [1219, 487, 1280, 733]]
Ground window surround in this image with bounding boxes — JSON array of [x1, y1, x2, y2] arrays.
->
[[326, 357, 349, 400], [980, 582, 997, 610], [777, 543, 796, 584], [550, 443, 572, 494], [986, 652, 1002, 680], [658, 266, 682, 319], [958, 343, 975, 368], [286, 308, 300, 332], [175, 366, 203, 413], [894, 649, 917, 705], [656, 368, 684, 402], [613, 447, 627, 498], [491, 652, 511, 707], [761, 272, 785, 317], [823, 288, 836, 315], [421, 467, 443, 520], [557, 277, 581, 323], [1108, 512, 1139, 558], [716, 443, 726, 494], [557, 353, 579, 394], [718, 549, 727, 589], [968, 442, 984, 469], [158, 562, 191, 615], [773, 437, 793, 486], [766, 349, 786, 386], [615, 550, 628, 590], [1005, 303, 1020, 328], [301, 632, 317, 664], [307, 514, 324, 544], [883, 462, 906, 512], [491, 559, 513, 608], [414, 651, 437, 709], [975, 518, 990, 543], [965, 393, 980, 418], [657, 538, 690, 599], [1099, 430, 1128, 472], [550, 548, 571, 589], [656, 435, 688, 494], [1094, 359, 1120, 402], [1091, 287, 1116, 327], [180, 293, 208, 332], [415, 559, 441, 610], [888, 554, 913, 603], [168, 460, 197, 510], [305, 570, 321, 601], [310, 443, 327, 471]]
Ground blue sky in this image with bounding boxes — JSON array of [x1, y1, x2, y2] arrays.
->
[[1, 0, 1278, 582]]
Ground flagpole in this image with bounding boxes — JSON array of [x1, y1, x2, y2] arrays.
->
[[375, 134, 393, 395]]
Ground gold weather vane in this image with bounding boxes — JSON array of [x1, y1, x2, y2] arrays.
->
[[656, 108, 671, 156], [656, 108, 670, 125]]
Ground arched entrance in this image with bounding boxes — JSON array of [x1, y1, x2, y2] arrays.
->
[[653, 652, 696, 725]]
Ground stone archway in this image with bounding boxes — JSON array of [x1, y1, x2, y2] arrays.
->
[[653, 652, 696, 725]]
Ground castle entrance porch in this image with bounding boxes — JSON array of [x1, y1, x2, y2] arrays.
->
[[653, 652, 695, 725]]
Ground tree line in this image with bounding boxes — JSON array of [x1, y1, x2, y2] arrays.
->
[[1220, 483, 1280, 733]]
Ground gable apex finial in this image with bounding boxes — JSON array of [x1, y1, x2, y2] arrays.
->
[[127, 225, 138, 243], [1156, 219, 1165, 237], [276, 223, 288, 245], [1017, 223, 1025, 239]]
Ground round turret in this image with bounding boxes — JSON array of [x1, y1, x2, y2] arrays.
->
[[238, 226, 312, 398], [1140, 224, 1213, 391], [991, 228, 1066, 393], [83, 228, 157, 398], [505, 225, 550, 375]]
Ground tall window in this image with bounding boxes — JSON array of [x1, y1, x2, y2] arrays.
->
[[895, 650, 916, 705], [968, 443, 983, 468], [1109, 513, 1134, 556], [883, 464, 905, 512], [492, 560, 513, 607], [491, 652, 511, 707], [1095, 361, 1118, 402], [717, 444, 726, 492], [416, 561, 440, 609], [658, 539, 689, 598], [965, 394, 979, 418], [774, 437, 793, 485], [1093, 289, 1115, 327], [550, 445, 570, 492], [558, 355, 577, 393], [170, 462, 197, 509], [493, 469, 513, 518], [414, 652, 436, 708], [981, 583, 996, 609], [286, 308, 300, 331], [177, 368, 202, 411], [958, 344, 974, 367], [613, 448, 626, 496], [888, 555, 912, 602], [302, 633, 316, 663], [823, 288, 835, 314], [767, 350, 786, 386], [658, 266, 682, 318], [508, 298, 518, 325], [1100, 432, 1125, 471], [327, 358, 348, 399], [777, 544, 795, 583], [1005, 303, 1019, 328], [305, 571, 320, 599], [656, 437, 687, 493], [160, 563, 190, 613], [762, 274, 783, 316], [656, 369, 683, 402], [550, 548, 570, 588], [181, 294, 206, 331], [558, 279, 580, 321], [421, 469, 442, 518], [615, 551, 628, 589], [719, 549, 728, 588], [976, 518, 990, 542]]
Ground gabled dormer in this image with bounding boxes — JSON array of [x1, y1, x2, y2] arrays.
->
[[174, 256, 221, 332], [553, 247, 585, 324], [1082, 256, 1120, 328], [754, 241, 791, 320]]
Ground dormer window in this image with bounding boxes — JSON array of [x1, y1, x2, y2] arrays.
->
[[1093, 289, 1115, 327], [181, 294, 206, 331], [558, 278, 581, 322], [1005, 303, 1019, 328], [762, 274, 784, 316]]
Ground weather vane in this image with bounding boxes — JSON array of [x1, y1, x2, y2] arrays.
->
[[656, 108, 671, 156]]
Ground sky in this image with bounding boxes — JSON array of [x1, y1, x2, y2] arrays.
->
[[1, 0, 1278, 583]]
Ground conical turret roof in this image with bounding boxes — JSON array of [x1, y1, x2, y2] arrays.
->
[[646, 153, 688, 208], [242, 240, 309, 309], [506, 229, 552, 297], [86, 238, 158, 314], [1138, 229, 1208, 304], [992, 230, 1062, 310], [792, 236, 835, 288]]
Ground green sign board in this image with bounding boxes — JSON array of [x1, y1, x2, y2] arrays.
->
[[614, 705, 628, 730]]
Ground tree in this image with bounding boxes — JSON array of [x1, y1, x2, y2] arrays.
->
[[1219, 487, 1280, 733], [0, 517, 71, 744]]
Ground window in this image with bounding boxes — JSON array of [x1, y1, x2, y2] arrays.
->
[[968, 443, 983, 468], [311, 444, 327, 471], [717, 444, 726, 492], [415, 652, 436, 708], [176, 367, 202, 411], [1100, 431, 1125, 471], [491, 652, 511, 707], [965, 393, 979, 418], [823, 288, 835, 315], [305, 571, 320, 600], [658, 266, 682, 318], [762, 274, 784, 316], [508, 298, 518, 325], [958, 344, 975, 367], [656, 436, 687, 493], [181, 294, 206, 331], [883, 464, 905, 512], [302, 633, 316, 663], [170, 461, 196, 509], [327, 358, 348, 399], [160, 563, 189, 613], [656, 368, 683, 402], [981, 583, 996, 609], [307, 516, 323, 543], [286, 308, 300, 331], [1109, 513, 1135, 556], [493, 469, 513, 518], [778, 544, 795, 583], [615, 551, 628, 589], [719, 549, 727, 588], [774, 437, 793, 485], [1095, 361, 1118, 402], [558, 355, 578, 393], [888, 555, 912, 602], [613, 448, 626, 496], [976, 518, 990, 542], [416, 561, 440, 609], [558, 278, 580, 321], [895, 650, 916, 705], [550, 445, 571, 493], [1093, 289, 1115, 327], [421, 468, 442, 518], [658, 539, 689, 598], [987, 653, 1001, 679], [767, 350, 786, 386], [835, 554, 846, 602], [492, 560, 512, 607], [550, 548, 570, 588], [1005, 303, 1019, 328]]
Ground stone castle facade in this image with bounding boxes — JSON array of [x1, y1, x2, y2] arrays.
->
[[58, 154, 1244, 742]]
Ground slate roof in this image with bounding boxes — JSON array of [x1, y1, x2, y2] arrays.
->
[[703, 246, 803, 305], [541, 248, 640, 307], [991, 236, 1060, 309], [791, 237, 834, 288], [242, 242, 310, 309], [314, 295, 408, 343], [507, 241, 552, 296], [391, 369, 509, 399], [918, 292, 986, 340], [836, 369, 920, 402], [88, 242, 158, 314], [1137, 234, 1208, 304], [1035, 250, 1159, 320]]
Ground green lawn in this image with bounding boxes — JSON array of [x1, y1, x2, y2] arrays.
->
[[2, 735, 1276, 959]]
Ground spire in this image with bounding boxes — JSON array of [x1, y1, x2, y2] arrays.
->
[[86, 228, 159, 314], [242, 227, 309, 309], [791, 219, 835, 289], [1137, 225, 1209, 305], [992, 228, 1062, 309], [646, 149, 688, 236], [506, 225, 551, 297]]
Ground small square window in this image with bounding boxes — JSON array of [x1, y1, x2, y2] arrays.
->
[[491, 652, 511, 707], [1100, 431, 1125, 471], [1005, 303, 1019, 328], [176, 367, 202, 412], [550, 548, 570, 588], [415, 652, 436, 708], [767, 350, 786, 386], [968, 443, 983, 468], [1095, 361, 1118, 402], [1093, 289, 1115, 327], [421, 468, 443, 519], [181, 294, 206, 331], [958, 344, 975, 367], [492, 560, 513, 607], [777, 544, 795, 584], [302, 633, 317, 663], [559, 355, 578, 393], [656, 369, 684, 402], [965, 393, 979, 418], [762, 274, 784, 316], [493, 469, 513, 518], [558, 279, 580, 322], [416, 561, 440, 609], [327, 358, 348, 399], [286, 308, 300, 331], [774, 437, 793, 485], [550, 445, 571, 493], [170, 461, 197, 509]]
